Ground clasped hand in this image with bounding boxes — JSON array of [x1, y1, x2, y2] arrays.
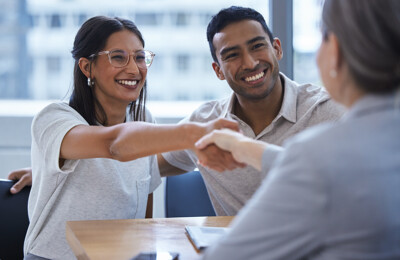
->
[[194, 128, 247, 172]]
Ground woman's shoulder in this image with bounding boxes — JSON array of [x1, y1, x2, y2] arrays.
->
[[33, 101, 86, 124], [37, 101, 74, 114]]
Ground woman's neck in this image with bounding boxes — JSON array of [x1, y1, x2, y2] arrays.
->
[[96, 102, 128, 126]]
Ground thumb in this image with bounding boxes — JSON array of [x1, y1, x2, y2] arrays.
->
[[195, 132, 214, 149], [10, 181, 22, 194]]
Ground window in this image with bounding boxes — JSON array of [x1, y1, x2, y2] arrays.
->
[[177, 54, 189, 72], [75, 13, 87, 27], [48, 14, 63, 28], [46, 56, 61, 73], [136, 13, 160, 26], [0, 0, 270, 101], [293, 0, 323, 86], [173, 12, 190, 26]]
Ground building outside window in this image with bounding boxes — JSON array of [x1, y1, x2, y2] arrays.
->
[[177, 54, 189, 72], [0, 0, 270, 102], [0, 0, 326, 102]]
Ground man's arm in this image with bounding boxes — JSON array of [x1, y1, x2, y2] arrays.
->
[[7, 167, 32, 194], [157, 154, 186, 177]]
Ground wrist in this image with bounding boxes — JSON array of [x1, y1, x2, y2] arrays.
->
[[181, 122, 205, 149]]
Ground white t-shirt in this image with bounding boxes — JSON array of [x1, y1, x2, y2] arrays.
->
[[24, 102, 161, 260]]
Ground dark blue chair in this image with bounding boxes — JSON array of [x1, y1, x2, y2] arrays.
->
[[0, 179, 31, 260], [165, 171, 216, 217]]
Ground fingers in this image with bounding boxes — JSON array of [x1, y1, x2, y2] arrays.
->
[[7, 167, 32, 180], [195, 132, 215, 149], [7, 168, 33, 194], [195, 145, 246, 172], [216, 118, 240, 132]]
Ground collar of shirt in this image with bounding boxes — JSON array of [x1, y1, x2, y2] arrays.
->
[[342, 90, 400, 121], [221, 72, 298, 131]]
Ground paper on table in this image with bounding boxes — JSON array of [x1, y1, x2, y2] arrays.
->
[[185, 226, 230, 250]]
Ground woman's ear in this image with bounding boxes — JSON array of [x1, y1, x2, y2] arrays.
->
[[212, 62, 225, 80], [78, 57, 91, 78], [329, 34, 342, 71]]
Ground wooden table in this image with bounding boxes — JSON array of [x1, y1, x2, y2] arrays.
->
[[66, 216, 233, 260]]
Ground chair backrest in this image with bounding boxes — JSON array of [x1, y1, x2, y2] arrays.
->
[[165, 171, 216, 217], [0, 179, 31, 260]]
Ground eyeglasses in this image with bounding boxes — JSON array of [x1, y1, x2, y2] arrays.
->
[[89, 49, 155, 69]]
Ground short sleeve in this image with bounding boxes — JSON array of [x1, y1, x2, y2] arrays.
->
[[31, 102, 87, 174]]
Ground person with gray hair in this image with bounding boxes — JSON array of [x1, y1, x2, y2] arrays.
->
[[197, 0, 400, 259]]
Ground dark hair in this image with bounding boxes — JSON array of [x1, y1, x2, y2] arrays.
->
[[70, 16, 147, 125], [206, 6, 274, 63], [322, 0, 400, 93]]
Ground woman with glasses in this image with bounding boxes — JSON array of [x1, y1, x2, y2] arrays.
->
[[197, 0, 400, 259], [23, 16, 238, 260]]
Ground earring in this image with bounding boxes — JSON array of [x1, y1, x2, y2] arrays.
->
[[329, 69, 337, 78], [87, 78, 94, 87]]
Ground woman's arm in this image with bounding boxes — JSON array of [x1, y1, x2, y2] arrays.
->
[[60, 118, 239, 162]]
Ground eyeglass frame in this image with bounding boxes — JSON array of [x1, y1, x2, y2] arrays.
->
[[89, 49, 155, 69]]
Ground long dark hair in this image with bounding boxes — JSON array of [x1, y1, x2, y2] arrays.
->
[[70, 16, 147, 125]]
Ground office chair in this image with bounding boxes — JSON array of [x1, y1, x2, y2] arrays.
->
[[165, 171, 216, 217], [0, 179, 31, 260]]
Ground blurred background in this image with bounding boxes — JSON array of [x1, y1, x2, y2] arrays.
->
[[0, 0, 322, 102]]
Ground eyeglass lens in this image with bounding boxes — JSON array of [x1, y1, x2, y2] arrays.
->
[[109, 50, 153, 68]]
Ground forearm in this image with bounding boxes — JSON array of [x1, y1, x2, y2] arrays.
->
[[233, 139, 268, 171], [110, 122, 204, 162]]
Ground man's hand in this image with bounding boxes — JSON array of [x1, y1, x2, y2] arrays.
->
[[195, 144, 246, 172], [7, 167, 32, 194], [196, 129, 268, 171]]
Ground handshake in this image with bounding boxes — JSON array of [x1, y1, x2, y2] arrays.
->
[[8, 118, 269, 195]]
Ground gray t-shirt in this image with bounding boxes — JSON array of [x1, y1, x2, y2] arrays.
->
[[24, 102, 161, 259], [163, 73, 345, 216]]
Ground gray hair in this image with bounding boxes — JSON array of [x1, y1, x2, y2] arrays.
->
[[322, 0, 400, 93]]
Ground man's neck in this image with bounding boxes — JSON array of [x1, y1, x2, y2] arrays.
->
[[233, 76, 284, 136]]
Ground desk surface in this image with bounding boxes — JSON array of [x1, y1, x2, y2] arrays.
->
[[66, 216, 233, 260]]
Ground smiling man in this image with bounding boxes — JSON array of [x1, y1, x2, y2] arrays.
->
[[159, 6, 345, 216]]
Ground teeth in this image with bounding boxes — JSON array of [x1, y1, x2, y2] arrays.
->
[[244, 71, 264, 82], [117, 80, 137, 86]]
